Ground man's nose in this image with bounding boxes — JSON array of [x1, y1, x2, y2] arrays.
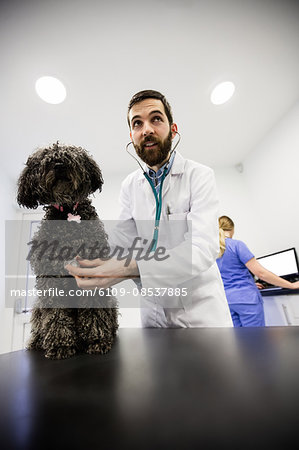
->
[[143, 122, 154, 136]]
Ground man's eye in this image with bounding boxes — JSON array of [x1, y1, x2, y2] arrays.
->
[[133, 121, 141, 128], [153, 116, 162, 122]]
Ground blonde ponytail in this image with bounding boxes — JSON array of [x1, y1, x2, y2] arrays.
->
[[218, 228, 226, 258], [218, 215, 235, 258]]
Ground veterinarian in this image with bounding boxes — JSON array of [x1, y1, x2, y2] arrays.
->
[[67, 90, 233, 328], [217, 215, 299, 327]]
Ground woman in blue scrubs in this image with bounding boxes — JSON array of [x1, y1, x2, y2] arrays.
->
[[216, 216, 299, 327]]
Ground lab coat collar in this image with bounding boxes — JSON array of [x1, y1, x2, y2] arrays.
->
[[136, 151, 185, 182]]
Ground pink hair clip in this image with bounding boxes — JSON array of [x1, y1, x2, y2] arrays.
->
[[67, 213, 81, 223]]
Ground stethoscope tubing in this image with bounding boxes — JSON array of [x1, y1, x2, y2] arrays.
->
[[126, 131, 181, 251]]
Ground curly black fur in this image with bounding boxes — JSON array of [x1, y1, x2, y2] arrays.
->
[[17, 142, 118, 359]]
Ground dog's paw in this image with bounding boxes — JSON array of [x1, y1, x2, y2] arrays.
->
[[85, 340, 113, 355], [45, 346, 77, 360]]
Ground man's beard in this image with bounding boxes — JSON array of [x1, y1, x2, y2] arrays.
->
[[134, 130, 172, 167]]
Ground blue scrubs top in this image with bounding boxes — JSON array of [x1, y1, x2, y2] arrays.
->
[[216, 238, 263, 305]]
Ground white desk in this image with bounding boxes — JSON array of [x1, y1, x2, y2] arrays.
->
[[263, 292, 299, 326]]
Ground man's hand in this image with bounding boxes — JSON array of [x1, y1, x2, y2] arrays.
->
[[65, 257, 140, 289]]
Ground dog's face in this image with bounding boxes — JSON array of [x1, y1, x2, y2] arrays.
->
[[17, 143, 104, 208]]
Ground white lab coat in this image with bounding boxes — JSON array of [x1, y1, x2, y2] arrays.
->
[[113, 151, 232, 328]]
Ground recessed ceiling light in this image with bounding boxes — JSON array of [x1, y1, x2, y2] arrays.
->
[[210, 81, 235, 105], [35, 76, 66, 104]]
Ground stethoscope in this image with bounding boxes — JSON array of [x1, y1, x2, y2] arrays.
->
[[126, 131, 181, 251]]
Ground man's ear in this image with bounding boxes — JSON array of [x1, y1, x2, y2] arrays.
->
[[171, 123, 178, 139]]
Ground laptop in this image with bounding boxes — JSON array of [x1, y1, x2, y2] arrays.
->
[[255, 247, 299, 296]]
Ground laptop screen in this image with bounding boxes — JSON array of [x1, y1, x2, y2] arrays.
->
[[257, 248, 299, 277]]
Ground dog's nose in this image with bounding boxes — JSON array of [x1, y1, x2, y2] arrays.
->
[[54, 162, 64, 169], [54, 163, 67, 176]]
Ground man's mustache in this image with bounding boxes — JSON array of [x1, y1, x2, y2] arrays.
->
[[141, 136, 160, 147]]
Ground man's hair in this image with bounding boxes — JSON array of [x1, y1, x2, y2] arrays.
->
[[127, 90, 173, 127]]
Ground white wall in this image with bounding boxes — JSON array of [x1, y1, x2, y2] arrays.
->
[[92, 172, 123, 220], [214, 166, 256, 245], [242, 100, 299, 256], [214, 100, 299, 258]]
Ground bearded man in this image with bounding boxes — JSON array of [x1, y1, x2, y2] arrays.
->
[[67, 90, 232, 328]]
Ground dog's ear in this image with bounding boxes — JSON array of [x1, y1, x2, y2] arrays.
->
[[17, 157, 40, 209], [85, 157, 104, 193]]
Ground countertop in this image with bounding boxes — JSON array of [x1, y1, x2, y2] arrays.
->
[[1, 327, 299, 449]]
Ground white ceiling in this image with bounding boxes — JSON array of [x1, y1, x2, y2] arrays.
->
[[1, 0, 299, 181]]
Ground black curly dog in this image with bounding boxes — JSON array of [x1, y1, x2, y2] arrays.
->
[[17, 142, 118, 359]]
